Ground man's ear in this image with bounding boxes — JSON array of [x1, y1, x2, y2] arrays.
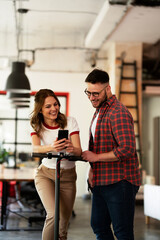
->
[[106, 85, 112, 97], [106, 85, 110, 92], [108, 85, 111, 90]]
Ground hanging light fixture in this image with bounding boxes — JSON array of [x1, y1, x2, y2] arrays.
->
[[7, 92, 30, 100], [9, 92, 30, 108], [5, 61, 31, 93], [7, 86, 30, 108], [5, 1, 31, 95], [11, 99, 30, 105], [11, 103, 30, 108]]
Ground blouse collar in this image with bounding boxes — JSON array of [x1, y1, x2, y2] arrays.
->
[[43, 121, 59, 130]]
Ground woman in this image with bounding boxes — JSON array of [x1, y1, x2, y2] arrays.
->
[[30, 89, 82, 240]]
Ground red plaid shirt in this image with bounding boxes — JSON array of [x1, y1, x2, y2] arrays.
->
[[89, 95, 141, 186]]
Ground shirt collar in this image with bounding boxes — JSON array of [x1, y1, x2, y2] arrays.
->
[[96, 95, 116, 111], [43, 121, 59, 129]]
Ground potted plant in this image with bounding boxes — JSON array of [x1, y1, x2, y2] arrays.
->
[[0, 147, 8, 173]]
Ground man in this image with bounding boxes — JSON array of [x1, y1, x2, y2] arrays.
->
[[82, 69, 141, 240]]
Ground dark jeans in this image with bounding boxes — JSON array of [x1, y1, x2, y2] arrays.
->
[[91, 180, 139, 240]]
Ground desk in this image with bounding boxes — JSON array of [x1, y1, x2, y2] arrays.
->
[[0, 167, 36, 230]]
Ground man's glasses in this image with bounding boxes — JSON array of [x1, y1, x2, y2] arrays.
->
[[84, 85, 108, 97]]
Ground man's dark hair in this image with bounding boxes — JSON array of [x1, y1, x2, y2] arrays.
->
[[85, 69, 109, 84]]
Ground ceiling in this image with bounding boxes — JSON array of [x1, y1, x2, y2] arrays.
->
[[0, 0, 160, 72]]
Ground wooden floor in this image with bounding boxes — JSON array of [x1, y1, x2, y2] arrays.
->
[[0, 197, 160, 240]]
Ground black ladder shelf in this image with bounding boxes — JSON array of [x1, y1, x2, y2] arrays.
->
[[118, 60, 142, 166]]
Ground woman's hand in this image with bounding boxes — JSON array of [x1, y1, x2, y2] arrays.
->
[[52, 137, 80, 155], [51, 138, 67, 152], [65, 139, 74, 153]]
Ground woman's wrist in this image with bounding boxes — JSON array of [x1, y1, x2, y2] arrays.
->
[[50, 143, 56, 152], [73, 147, 82, 156]]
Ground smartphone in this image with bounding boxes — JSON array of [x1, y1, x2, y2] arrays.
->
[[58, 130, 68, 141]]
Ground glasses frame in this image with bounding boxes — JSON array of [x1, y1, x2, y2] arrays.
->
[[84, 85, 108, 97]]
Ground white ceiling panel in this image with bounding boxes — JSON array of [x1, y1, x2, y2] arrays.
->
[[108, 6, 160, 43]]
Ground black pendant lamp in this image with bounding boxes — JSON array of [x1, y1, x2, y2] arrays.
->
[[7, 92, 30, 100], [7, 92, 30, 108], [11, 103, 30, 108], [5, 61, 31, 93]]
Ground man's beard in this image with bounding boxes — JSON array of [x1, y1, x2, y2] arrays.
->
[[97, 94, 108, 108]]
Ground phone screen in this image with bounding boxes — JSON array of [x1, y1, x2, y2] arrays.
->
[[58, 130, 68, 140]]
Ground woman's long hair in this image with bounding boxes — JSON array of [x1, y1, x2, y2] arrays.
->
[[30, 89, 67, 136]]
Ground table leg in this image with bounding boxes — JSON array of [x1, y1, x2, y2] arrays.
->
[[0, 181, 8, 230], [145, 216, 150, 225]]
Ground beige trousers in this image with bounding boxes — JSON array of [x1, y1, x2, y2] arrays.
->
[[35, 164, 77, 240]]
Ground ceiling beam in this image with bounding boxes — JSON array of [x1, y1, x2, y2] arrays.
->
[[84, 0, 131, 49]]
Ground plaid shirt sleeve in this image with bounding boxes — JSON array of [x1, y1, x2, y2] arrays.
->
[[111, 107, 136, 161]]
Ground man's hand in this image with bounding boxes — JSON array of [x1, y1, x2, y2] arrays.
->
[[88, 167, 94, 188], [82, 150, 99, 162]]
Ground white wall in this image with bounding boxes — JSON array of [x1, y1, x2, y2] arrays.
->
[[142, 96, 160, 176]]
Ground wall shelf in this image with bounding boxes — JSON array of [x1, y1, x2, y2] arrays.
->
[[142, 80, 160, 96]]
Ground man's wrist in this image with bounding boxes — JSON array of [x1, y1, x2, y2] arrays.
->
[[96, 153, 100, 162]]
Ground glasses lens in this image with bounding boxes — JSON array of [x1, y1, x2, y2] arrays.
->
[[84, 89, 99, 97], [92, 93, 99, 97], [84, 85, 108, 97]]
